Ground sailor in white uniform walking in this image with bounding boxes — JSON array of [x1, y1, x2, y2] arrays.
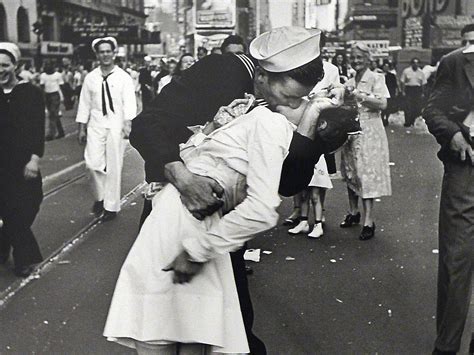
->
[[76, 37, 137, 221]]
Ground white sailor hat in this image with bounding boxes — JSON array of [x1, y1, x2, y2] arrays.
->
[[0, 42, 21, 63], [91, 37, 118, 52], [249, 26, 321, 72]]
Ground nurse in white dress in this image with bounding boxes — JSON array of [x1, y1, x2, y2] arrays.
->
[[104, 27, 330, 355]]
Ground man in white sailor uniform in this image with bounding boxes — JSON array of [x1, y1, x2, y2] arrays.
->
[[76, 37, 137, 221]]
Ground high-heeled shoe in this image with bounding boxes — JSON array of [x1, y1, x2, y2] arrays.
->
[[340, 212, 361, 228], [359, 223, 375, 241], [288, 220, 310, 234]]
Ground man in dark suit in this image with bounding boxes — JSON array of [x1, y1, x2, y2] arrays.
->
[[422, 23, 474, 355]]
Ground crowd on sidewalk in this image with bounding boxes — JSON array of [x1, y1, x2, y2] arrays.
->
[[0, 23, 473, 355]]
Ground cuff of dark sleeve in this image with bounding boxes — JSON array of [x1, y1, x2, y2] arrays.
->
[[278, 133, 324, 197]]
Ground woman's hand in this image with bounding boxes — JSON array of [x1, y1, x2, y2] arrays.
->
[[24, 155, 40, 180], [213, 93, 255, 128]]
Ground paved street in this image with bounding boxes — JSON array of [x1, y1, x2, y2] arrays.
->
[[0, 111, 472, 354]]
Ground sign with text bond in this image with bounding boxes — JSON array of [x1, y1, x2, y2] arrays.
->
[[195, 0, 236, 28]]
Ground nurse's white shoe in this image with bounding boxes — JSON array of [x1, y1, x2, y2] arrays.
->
[[288, 220, 310, 234], [308, 222, 324, 239]]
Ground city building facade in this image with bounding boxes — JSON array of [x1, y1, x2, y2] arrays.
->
[[0, 0, 39, 62], [34, 0, 147, 65]]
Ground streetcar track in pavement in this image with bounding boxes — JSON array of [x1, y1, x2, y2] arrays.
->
[[0, 181, 147, 310], [42, 146, 133, 199]]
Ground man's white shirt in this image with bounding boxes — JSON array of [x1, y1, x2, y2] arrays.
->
[[76, 66, 137, 129]]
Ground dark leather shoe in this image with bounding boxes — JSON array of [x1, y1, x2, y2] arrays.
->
[[359, 223, 375, 241], [101, 210, 117, 222], [92, 201, 104, 216], [340, 212, 361, 228], [13, 264, 38, 278]]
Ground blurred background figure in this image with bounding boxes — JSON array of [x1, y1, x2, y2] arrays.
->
[[152, 58, 170, 94], [211, 47, 222, 55], [381, 60, 399, 126], [157, 57, 177, 94], [40, 63, 65, 141], [197, 46, 208, 61], [332, 53, 348, 83], [400, 57, 427, 127], [0, 42, 45, 278], [73, 64, 88, 102], [340, 42, 392, 241], [18, 62, 35, 83], [221, 34, 247, 54], [173, 53, 195, 79], [139, 56, 154, 110], [61, 58, 75, 111]]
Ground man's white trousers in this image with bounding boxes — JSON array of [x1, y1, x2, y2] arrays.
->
[[85, 126, 126, 212]]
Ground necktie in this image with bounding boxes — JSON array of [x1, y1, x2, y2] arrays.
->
[[102, 72, 115, 116]]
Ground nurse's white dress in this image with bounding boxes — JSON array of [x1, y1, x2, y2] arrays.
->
[[103, 107, 294, 353]]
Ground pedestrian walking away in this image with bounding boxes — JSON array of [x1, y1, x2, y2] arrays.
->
[[76, 36, 137, 222], [0, 42, 45, 278], [400, 57, 427, 127], [422, 23, 474, 355], [40, 63, 65, 140]]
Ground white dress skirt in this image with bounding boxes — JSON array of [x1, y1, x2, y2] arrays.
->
[[103, 185, 249, 354], [308, 155, 333, 189]]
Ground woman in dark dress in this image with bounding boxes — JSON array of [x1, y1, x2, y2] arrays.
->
[[0, 43, 45, 277]]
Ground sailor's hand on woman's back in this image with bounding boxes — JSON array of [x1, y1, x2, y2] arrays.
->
[[165, 161, 224, 220]]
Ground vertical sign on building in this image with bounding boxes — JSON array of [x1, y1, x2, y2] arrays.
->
[[195, 0, 236, 28]]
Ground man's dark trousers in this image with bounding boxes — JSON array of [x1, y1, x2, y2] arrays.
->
[[140, 200, 267, 354], [403, 86, 423, 126], [435, 160, 474, 352]]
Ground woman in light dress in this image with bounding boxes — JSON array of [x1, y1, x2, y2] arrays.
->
[[339, 42, 392, 241]]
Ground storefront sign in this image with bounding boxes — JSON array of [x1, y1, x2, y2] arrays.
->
[[195, 0, 235, 28], [70, 24, 141, 44], [347, 40, 390, 58], [40, 41, 74, 56]]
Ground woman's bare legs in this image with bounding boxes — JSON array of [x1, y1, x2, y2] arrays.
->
[[362, 198, 374, 226], [135, 341, 211, 355], [347, 187, 359, 215]]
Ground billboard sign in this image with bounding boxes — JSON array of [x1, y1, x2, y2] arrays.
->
[[195, 0, 236, 28], [70, 24, 141, 44], [40, 41, 74, 56]]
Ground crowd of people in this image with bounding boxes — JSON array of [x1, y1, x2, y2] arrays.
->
[[0, 22, 473, 354]]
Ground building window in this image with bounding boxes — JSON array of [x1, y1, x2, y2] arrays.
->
[[17, 7, 31, 43], [0, 4, 7, 41]]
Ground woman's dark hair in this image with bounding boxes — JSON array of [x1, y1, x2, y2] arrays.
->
[[0, 49, 16, 64], [173, 53, 194, 78], [266, 56, 325, 87]]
